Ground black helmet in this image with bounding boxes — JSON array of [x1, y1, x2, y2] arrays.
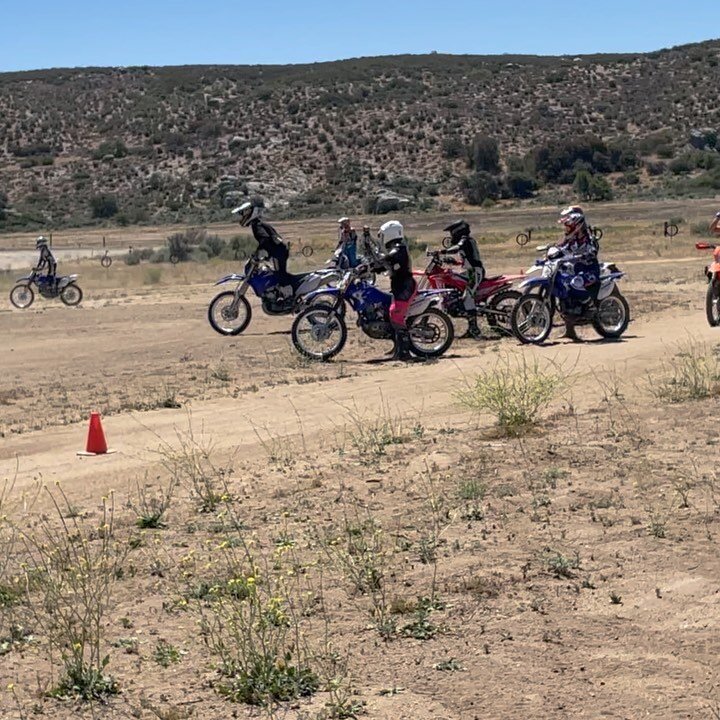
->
[[443, 219, 471, 243]]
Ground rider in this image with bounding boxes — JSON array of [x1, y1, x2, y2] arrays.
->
[[440, 219, 485, 339], [233, 198, 292, 298], [555, 205, 600, 342], [334, 217, 358, 269], [370, 220, 416, 361], [33, 236, 57, 288]]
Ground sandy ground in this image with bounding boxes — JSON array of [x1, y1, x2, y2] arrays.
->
[[2, 208, 720, 719]]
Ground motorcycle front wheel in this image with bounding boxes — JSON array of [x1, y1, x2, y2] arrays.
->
[[407, 308, 455, 358], [208, 292, 252, 335], [511, 292, 554, 344], [10, 284, 34, 309], [60, 283, 83, 306], [291, 305, 347, 361]]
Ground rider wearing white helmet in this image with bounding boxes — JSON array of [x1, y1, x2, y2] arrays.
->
[[232, 198, 292, 295], [34, 236, 57, 284], [556, 206, 601, 341], [372, 220, 416, 360]]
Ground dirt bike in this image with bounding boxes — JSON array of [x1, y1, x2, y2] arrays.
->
[[9, 272, 83, 309], [414, 251, 524, 335], [207, 255, 343, 336], [695, 242, 720, 326], [291, 267, 454, 361], [511, 246, 629, 344]]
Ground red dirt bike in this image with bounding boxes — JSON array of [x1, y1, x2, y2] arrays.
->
[[413, 250, 524, 335], [696, 242, 720, 326]]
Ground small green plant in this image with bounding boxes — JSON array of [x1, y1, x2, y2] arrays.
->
[[143, 267, 163, 285], [456, 355, 565, 435], [153, 639, 182, 667], [434, 658, 464, 672], [609, 591, 623, 605], [650, 340, 720, 403], [543, 550, 580, 578], [130, 474, 178, 529], [400, 598, 438, 640]]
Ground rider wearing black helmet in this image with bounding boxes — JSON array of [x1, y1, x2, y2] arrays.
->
[[34, 236, 57, 287], [441, 220, 485, 339], [232, 198, 292, 296]]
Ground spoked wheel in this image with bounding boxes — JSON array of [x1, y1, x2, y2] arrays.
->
[[706, 280, 720, 327], [511, 293, 554, 345], [60, 283, 83, 306], [10, 284, 34, 309], [593, 289, 630, 339], [208, 292, 252, 335], [291, 305, 348, 361], [486, 289, 522, 336], [407, 308, 454, 358]]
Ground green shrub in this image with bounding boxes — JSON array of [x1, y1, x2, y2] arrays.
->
[[90, 194, 119, 219]]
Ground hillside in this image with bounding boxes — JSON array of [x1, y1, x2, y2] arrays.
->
[[1, 40, 720, 230]]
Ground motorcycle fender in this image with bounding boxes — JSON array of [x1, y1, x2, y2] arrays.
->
[[408, 295, 437, 315], [214, 274, 245, 286], [15, 276, 32, 283], [304, 286, 341, 303], [518, 276, 548, 293], [597, 280, 615, 300]]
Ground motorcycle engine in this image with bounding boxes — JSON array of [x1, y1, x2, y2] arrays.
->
[[361, 303, 392, 339], [261, 289, 293, 315]]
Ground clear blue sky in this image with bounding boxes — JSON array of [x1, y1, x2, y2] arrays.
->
[[1, 0, 718, 72]]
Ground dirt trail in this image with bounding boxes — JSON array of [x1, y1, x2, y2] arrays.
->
[[1, 303, 710, 500]]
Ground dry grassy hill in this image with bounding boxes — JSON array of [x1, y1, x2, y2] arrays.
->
[[1, 40, 720, 230]]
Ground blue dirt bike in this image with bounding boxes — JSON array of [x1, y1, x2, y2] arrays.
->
[[207, 255, 343, 335], [510, 246, 630, 344], [291, 267, 454, 361], [10, 271, 83, 309]]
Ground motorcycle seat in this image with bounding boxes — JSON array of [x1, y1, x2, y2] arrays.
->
[[287, 272, 312, 289]]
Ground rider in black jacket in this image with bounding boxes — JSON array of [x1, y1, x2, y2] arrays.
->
[[441, 220, 485, 339], [34, 236, 57, 286], [233, 199, 292, 295], [371, 220, 416, 361]]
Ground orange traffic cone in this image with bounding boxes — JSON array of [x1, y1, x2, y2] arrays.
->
[[77, 412, 115, 456]]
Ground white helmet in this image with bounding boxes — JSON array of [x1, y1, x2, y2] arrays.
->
[[378, 220, 404, 249], [232, 199, 264, 227]]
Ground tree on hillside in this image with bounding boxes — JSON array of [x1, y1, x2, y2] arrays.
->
[[469, 135, 500, 174], [90, 194, 119, 219]]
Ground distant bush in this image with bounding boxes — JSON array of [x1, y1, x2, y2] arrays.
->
[[505, 172, 537, 199], [90, 194, 119, 218], [92, 139, 127, 160], [441, 137, 466, 160], [573, 170, 613, 201], [462, 172, 500, 205]]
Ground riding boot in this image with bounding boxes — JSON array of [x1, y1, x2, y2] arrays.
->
[[461, 314, 483, 340], [561, 316, 582, 342], [390, 328, 413, 361]]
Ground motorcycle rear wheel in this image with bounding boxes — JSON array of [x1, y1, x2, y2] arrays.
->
[[486, 289, 522, 336], [592, 289, 630, 339], [407, 308, 455, 358], [60, 283, 83, 306], [706, 279, 720, 327], [10, 284, 34, 309]]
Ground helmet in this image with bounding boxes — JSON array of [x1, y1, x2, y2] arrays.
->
[[337, 217, 351, 228], [232, 198, 264, 227], [443, 219, 471, 243], [378, 220, 404, 249], [558, 206, 588, 242], [35, 236, 48, 249]]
